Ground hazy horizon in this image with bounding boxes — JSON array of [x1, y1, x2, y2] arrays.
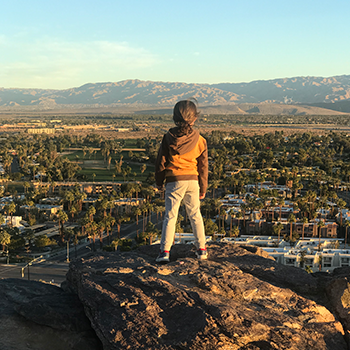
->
[[2, 73, 350, 91]]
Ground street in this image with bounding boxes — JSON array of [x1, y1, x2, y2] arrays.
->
[[0, 213, 162, 286], [0, 261, 69, 285]]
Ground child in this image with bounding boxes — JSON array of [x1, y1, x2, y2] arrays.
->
[[155, 99, 208, 262]]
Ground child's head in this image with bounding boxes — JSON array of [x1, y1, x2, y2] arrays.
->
[[173, 99, 199, 135]]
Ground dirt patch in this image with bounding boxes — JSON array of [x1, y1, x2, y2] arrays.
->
[[58, 152, 74, 156], [81, 160, 106, 169]]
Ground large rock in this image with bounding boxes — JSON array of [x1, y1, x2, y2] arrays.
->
[[65, 242, 347, 349], [0, 278, 102, 350], [326, 267, 350, 344]]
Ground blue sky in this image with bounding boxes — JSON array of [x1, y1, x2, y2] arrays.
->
[[1, 0, 349, 89]]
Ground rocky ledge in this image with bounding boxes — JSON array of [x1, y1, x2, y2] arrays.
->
[[2, 242, 350, 349]]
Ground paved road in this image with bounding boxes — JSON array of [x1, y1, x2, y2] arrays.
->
[[0, 261, 69, 285], [0, 214, 163, 285], [0, 243, 100, 285]]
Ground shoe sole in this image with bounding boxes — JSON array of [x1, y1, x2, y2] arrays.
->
[[156, 259, 169, 264], [196, 253, 208, 260]]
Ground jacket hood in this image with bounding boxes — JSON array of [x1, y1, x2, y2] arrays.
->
[[165, 127, 200, 156]]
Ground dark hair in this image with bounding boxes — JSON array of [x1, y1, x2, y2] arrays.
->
[[173, 99, 199, 135]]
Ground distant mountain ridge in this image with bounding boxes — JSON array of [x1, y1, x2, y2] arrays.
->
[[211, 75, 350, 104], [1, 75, 350, 113]]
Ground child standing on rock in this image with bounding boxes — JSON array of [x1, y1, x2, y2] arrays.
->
[[155, 99, 208, 263]]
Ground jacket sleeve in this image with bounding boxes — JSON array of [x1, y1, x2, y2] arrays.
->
[[155, 135, 168, 187], [197, 138, 208, 194]]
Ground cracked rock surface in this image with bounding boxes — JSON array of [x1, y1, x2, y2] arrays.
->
[[64, 242, 348, 349]]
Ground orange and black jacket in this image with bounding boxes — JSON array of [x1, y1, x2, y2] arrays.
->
[[155, 127, 208, 194]]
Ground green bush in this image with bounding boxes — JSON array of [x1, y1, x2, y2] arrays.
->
[[102, 245, 115, 252], [120, 246, 132, 251]]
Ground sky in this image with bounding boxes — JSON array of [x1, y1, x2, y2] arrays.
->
[[1, 0, 349, 89]]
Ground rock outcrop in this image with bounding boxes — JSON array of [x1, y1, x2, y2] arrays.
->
[[3, 242, 350, 349], [63, 242, 347, 349]]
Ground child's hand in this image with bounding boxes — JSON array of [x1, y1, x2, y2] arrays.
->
[[199, 193, 205, 200]]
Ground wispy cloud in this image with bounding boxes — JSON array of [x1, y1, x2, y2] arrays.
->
[[0, 37, 159, 88]]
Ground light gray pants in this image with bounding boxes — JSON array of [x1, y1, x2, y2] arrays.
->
[[160, 180, 206, 252]]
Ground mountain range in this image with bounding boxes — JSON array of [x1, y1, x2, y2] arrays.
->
[[1, 75, 350, 114]]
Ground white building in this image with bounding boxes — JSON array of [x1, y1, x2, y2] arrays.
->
[[1, 215, 25, 229], [262, 246, 350, 272], [152, 233, 212, 246]]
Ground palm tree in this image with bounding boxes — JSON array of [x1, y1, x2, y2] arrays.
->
[[121, 166, 132, 182], [337, 198, 347, 227], [299, 250, 307, 268], [75, 192, 87, 211], [105, 215, 115, 244], [154, 205, 163, 222], [231, 176, 239, 195], [88, 147, 95, 159], [306, 190, 317, 218], [0, 213, 5, 227], [69, 205, 77, 220], [97, 221, 105, 249], [82, 146, 88, 159], [72, 227, 80, 259], [87, 205, 96, 222], [147, 202, 154, 224], [270, 197, 277, 221], [301, 217, 308, 240], [134, 207, 142, 226], [0, 229, 11, 253], [50, 181, 57, 195], [317, 220, 325, 251], [140, 164, 147, 174], [115, 214, 130, 239], [57, 210, 68, 242], [200, 198, 211, 219], [147, 229, 158, 245], [344, 220, 350, 248], [111, 239, 120, 251], [89, 221, 98, 251], [278, 197, 285, 221], [140, 204, 148, 232], [219, 208, 226, 230], [209, 179, 221, 198], [228, 225, 240, 240], [293, 182, 303, 199], [80, 215, 90, 236], [288, 213, 296, 242], [4, 202, 16, 227], [134, 183, 141, 200], [318, 254, 323, 271], [273, 222, 284, 245], [212, 198, 222, 220], [235, 211, 243, 230], [240, 204, 248, 230], [23, 181, 31, 194], [64, 190, 75, 211], [99, 198, 109, 218], [64, 227, 74, 262], [229, 209, 236, 232], [2, 153, 13, 174]]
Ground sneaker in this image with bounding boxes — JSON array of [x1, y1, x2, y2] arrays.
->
[[196, 248, 208, 260], [156, 251, 170, 263]]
